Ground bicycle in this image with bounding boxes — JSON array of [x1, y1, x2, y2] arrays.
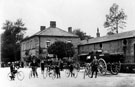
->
[[65, 67, 78, 78], [44, 67, 56, 80], [29, 67, 38, 79], [7, 69, 24, 81], [41, 68, 48, 79], [83, 63, 91, 79]]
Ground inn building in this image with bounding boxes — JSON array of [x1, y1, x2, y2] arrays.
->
[[21, 21, 80, 62]]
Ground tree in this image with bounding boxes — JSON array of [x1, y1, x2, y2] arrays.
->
[[73, 29, 93, 40], [66, 43, 75, 58], [107, 31, 115, 35], [2, 19, 27, 62], [47, 41, 75, 59], [104, 3, 127, 35]]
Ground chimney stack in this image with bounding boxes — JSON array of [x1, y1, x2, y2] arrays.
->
[[96, 28, 100, 37], [40, 26, 46, 31], [50, 21, 56, 28], [68, 27, 72, 33]]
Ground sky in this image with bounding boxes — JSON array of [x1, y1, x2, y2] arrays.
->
[[0, 0, 135, 37]]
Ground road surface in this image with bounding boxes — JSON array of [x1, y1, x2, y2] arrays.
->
[[0, 68, 135, 87]]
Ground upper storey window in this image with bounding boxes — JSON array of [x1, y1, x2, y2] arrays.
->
[[67, 40, 72, 43], [46, 41, 51, 48]]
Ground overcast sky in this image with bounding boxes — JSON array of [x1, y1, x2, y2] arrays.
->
[[0, 0, 135, 37]]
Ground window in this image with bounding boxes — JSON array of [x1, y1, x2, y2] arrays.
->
[[100, 43, 102, 49], [123, 39, 127, 46], [67, 40, 72, 43], [46, 41, 51, 48], [30, 40, 32, 49]]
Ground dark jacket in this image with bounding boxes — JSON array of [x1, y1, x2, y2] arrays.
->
[[91, 58, 99, 71]]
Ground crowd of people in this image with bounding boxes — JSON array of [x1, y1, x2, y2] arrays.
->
[[8, 55, 100, 80]]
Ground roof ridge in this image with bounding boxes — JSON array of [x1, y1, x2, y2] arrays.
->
[[81, 30, 135, 45], [94, 30, 135, 39], [31, 27, 51, 36], [30, 27, 78, 37], [55, 27, 78, 37]]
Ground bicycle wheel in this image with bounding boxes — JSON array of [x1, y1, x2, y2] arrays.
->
[[65, 69, 70, 78], [43, 70, 47, 79], [83, 70, 86, 79], [73, 69, 78, 78], [49, 70, 55, 80], [29, 71, 32, 79], [87, 67, 92, 78], [17, 71, 24, 81], [52, 73, 56, 80], [7, 72, 12, 81]]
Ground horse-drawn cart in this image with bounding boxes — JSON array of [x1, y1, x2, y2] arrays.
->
[[79, 50, 123, 75]]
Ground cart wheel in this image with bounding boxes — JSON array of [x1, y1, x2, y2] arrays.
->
[[17, 71, 24, 81], [98, 58, 107, 75], [110, 61, 121, 75]]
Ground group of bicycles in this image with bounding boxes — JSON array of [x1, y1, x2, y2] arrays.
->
[[39, 65, 79, 79], [7, 63, 95, 81]]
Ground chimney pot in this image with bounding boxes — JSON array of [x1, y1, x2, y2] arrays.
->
[[50, 21, 56, 28], [96, 28, 100, 37], [40, 26, 46, 31], [68, 27, 72, 33]]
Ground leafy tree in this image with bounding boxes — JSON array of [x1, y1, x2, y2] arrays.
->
[[73, 29, 93, 40], [47, 41, 66, 59], [66, 43, 75, 58], [47, 41, 75, 59], [2, 19, 27, 62], [107, 31, 115, 35], [104, 3, 127, 34]]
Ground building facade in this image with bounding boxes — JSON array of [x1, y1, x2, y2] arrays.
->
[[78, 30, 135, 63], [21, 21, 80, 62]]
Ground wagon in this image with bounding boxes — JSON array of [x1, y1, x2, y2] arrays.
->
[[79, 50, 123, 75]]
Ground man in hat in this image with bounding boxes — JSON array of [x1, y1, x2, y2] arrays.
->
[[91, 56, 99, 78]]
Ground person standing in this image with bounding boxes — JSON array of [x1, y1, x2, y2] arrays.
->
[[91, 56, 99, 78], [59, 59, 63, 71], [54, 59, 61, 78], [40, 60, 45, 74], [30, 59, 38, 78], [10, 62, 17, 80], [69, 63, 74, 77]]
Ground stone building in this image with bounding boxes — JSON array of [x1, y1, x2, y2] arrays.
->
[[78, 30, 135, 63], [21, 21, 80, 62]]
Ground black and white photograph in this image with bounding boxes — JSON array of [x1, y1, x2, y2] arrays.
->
[[0, 0, 135, 87]]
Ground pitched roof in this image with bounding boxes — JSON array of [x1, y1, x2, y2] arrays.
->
[[32, 27, 78, 37], [80, 30, 135, 45]]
